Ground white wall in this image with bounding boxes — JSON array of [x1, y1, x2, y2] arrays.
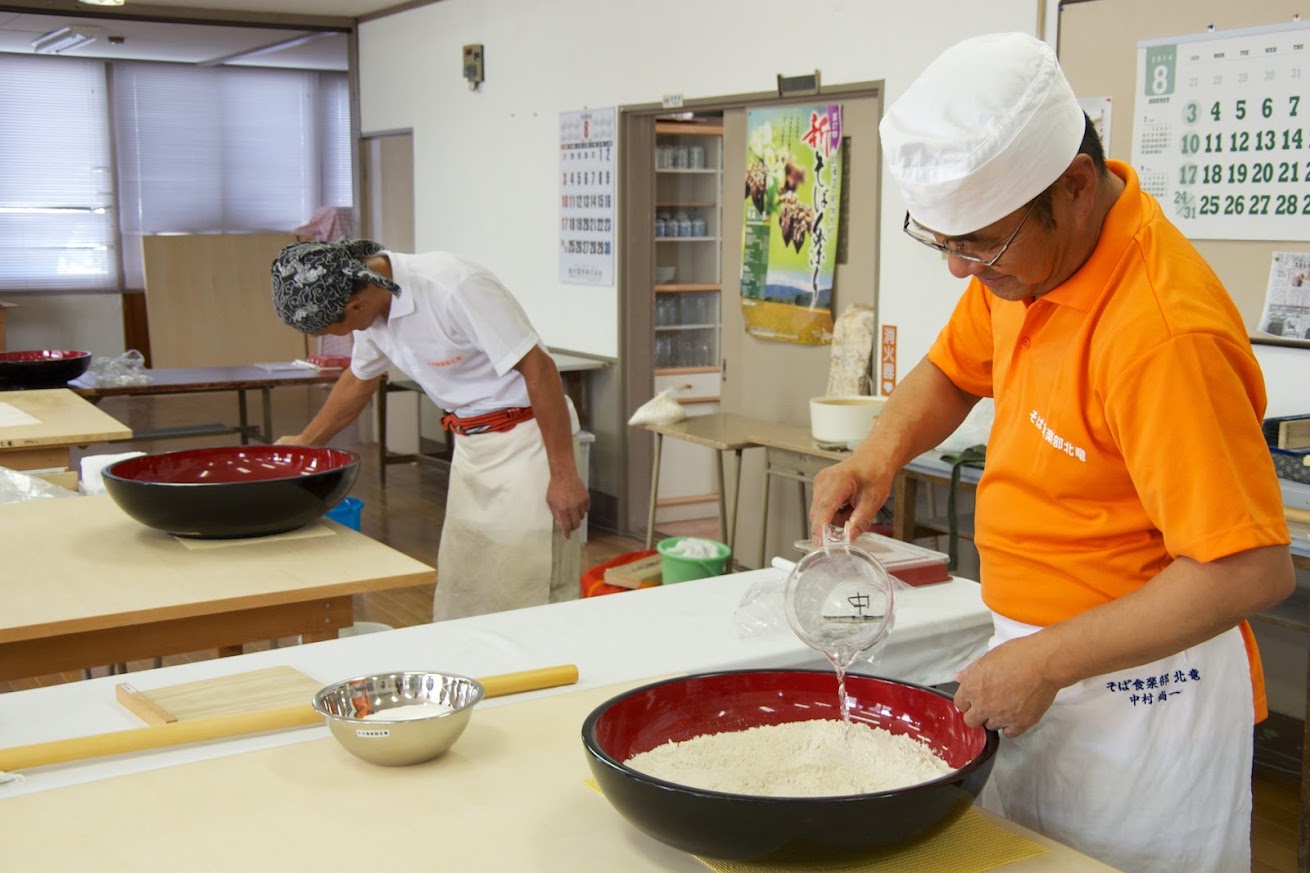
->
[[358, 0, 1043, 363]]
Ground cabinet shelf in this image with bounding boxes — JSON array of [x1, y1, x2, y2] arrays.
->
[[649, 118, 724, 522], [654, 365, 721, 376], [656, 121, 723, 136]]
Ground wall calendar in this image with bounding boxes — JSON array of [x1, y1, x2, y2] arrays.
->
[[1133, 20, 1310, 240]]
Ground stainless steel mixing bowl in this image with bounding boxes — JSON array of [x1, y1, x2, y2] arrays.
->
[[312, 671, 485, 766]]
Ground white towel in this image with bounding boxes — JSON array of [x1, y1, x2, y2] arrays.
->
[[79, 452, 146, 495]]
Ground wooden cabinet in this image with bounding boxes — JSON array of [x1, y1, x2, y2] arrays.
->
[[651, 120, 724, 522], [653, 121, 722, 381]]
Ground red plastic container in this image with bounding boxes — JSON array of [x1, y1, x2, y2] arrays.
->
[[794, 531, 951, 586], [582, 549, 661, 597]]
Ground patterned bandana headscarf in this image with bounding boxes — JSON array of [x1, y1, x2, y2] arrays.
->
[[270, 238, 401, 334]]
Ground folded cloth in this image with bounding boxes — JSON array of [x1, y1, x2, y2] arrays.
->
[[0, 402, 41, 428], [80, 452, 146, 495]]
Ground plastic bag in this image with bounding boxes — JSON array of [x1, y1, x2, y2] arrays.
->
[[627, 387, 686, 427], [87, 349, 150, 387], [826, 303, 875, 396], [0, 467, 79, 505], [936, 397, 994, 454]]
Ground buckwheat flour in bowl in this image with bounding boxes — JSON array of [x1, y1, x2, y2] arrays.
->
[[625, 718, 953, 796]]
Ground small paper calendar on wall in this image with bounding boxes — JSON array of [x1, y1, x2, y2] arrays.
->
[[1132, 20, 1310, 240]]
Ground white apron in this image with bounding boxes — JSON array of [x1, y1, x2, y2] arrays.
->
[[978, 613, 1253, 873], [433, 416, 582, 621]]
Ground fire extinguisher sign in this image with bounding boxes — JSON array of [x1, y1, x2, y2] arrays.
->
[[879, 324, 897, 395]]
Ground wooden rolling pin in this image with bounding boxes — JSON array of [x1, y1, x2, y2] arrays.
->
[[1287, 506, 1310, 526], [0, 664, 579, 772]]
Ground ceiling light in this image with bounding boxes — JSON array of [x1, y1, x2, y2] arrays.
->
[[79, 0, 126, 6], [31, 26, 102, 54]]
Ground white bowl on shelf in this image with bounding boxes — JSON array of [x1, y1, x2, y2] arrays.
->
[[655, 266, 677, 284]]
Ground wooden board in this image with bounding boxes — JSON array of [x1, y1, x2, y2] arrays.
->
[[141, 233, 307, 368], [115, 666, 323, 726], [0, 389, 132, 448], [1280, 418, 1310, 450]]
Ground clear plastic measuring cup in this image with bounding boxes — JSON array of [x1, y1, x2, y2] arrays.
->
[[783, 524, 895, 669]]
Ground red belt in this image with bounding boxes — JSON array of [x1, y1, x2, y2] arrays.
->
[[441, 406, 534, 436]]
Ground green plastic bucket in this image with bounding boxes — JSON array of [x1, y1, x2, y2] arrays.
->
[[656, 536, 732, 583]]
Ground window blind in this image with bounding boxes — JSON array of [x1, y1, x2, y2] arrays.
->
[[113, 63, 351, 289], [0, 56, 116, 292]]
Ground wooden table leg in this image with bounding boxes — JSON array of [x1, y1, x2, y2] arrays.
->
[[713, 450, 728, 550], [645, 432, 663, 550], [377, 378, 389, 486], [892, 470, 919, 542], [237, 389, 250, 445], [259, 387, 274, 443], [727, 447, 743, 557], [758, 452, 773, 569], [797, 480, 808, 540]]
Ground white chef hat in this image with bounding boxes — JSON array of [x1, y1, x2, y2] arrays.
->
[[880, 32, 1085, 236]]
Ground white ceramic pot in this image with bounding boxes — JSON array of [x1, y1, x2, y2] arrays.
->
[[809, 395, 886, 445]]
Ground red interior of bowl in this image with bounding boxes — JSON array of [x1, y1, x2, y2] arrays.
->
[[593, 670, 985, 770], [0, 349, 91, 363], [107, 446, 357, 484]]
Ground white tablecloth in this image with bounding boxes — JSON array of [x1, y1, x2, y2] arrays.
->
[[0, 566, 991, 798]]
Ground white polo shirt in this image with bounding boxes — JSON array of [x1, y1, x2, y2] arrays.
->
[[350, 251, 539, 418]]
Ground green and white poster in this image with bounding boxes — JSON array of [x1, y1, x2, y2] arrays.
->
[[740, 104, 843, 345]]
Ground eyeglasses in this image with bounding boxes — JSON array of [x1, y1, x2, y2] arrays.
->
[[902, 198, 1039, 267]]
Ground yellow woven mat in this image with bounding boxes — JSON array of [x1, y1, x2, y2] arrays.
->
[[584, 780, 1047, 873], [694, 806, 1047, 873]]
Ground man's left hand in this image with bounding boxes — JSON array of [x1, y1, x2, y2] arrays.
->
[[953, 636, 1059, 738], [547, 472, 591, 540]]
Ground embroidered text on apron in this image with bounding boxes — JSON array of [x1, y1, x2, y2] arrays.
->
[[977, 613, 1253, 873]]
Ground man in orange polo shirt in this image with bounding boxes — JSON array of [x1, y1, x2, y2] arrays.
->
[[809, 33, 1294, 872]]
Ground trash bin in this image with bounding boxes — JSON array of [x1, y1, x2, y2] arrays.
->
[[657, 536, 731, 584], [326, 497, 363, 531]]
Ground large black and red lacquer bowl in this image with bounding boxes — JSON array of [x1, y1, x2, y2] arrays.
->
[[102, 446, 359, 538], [0, 349, 92, 389], [581, 669, 998, 862]]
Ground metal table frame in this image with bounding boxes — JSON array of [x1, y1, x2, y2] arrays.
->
[[69, 365, 342, 445]]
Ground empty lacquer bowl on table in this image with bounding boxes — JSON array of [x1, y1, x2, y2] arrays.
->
[[102, 445, 359, 539], [0, 349, 92, 389], [312, 671, 485, 766]]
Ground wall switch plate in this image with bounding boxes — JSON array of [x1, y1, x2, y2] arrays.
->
[[463, 43, 484, 90]]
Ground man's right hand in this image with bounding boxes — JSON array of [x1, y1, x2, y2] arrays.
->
[[808, 458, 893, 543], [274, 435, 308, 446]]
